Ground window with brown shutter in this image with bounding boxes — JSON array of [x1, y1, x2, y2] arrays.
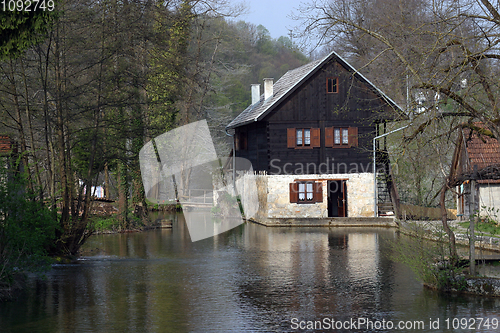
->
[[290, 181, 323, 204], [288, 128, 320, 148], [314, 182, 323, 202], [348, 127, 358, 147], [325, 126, 358, 148], [325, 127, 333, 147], [290, 182, 299, 203], [311, 128, 320, 147], [287, 128, 296, 148]]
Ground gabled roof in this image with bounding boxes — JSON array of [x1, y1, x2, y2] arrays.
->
[[463, 125, 500, 171], [450, 123, 500, 184], [226, 50, 405, 129]]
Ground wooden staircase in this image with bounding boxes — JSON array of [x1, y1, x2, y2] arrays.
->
[[376, 149, 400, 218]]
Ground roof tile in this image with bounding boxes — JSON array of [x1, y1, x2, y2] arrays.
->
[[463, 125, 500, 171]]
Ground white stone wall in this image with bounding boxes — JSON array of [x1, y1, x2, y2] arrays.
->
[[266, 174, 327, 218], [479, 184, 500, 217], [346, 173, 376, 217], [260, 173, 375, 219]]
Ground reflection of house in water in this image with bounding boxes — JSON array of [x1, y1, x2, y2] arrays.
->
[[347, 233, 379, 283], [238, 226, 399, 315]]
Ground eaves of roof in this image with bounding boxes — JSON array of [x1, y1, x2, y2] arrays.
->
[[226, 49, 405, 129]]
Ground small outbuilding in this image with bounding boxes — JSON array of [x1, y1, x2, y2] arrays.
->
[[452, 123, 500, 219]]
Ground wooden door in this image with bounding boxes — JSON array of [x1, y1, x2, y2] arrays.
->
[[328, 180, 347, 217], [337, 181, 347, 217]]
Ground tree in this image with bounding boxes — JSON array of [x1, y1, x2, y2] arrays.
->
[[294, 0, 500, 264], [0, 6, 59, 59], [297, 0, 500, 135], [0, 165, 57, 298], [0, 0, 309, 256]]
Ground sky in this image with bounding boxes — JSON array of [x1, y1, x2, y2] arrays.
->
[[238, 0, 306, 39]]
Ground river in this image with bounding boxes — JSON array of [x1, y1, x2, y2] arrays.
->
[[1, 213, 500, 332]]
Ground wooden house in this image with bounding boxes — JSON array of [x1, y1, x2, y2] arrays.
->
[[452, 124, 500, 219], [226, 50, 404, 221]]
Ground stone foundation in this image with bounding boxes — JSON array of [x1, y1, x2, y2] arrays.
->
[[249, 173, 376, 222]]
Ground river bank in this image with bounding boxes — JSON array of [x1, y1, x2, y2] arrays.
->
[[399, 220, 500, 253], [88, 202, 179, 234], [399, 219, 500, 297], [3, 223, 500, 332]]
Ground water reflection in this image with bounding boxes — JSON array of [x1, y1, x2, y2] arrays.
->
[[1, 213, 500, 332]]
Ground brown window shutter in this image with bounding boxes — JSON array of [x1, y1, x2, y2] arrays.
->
[[290, 182, 299, 203], [287, 128, 296, 148], [325, 127, 333, 147], [311, 128, 321, 147], [348, 127, 358, 147], [314, 182, 323, 203]]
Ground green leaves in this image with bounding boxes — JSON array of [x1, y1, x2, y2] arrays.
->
[[0, 167, 58, 287], [0, 4, 59, 59]]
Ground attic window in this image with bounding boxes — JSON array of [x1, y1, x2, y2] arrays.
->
[[327, 77, 338, 94]]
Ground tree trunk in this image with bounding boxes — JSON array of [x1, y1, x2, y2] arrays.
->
[[20, 59, 44, 198], [9, 60, 32, 191], [117, 160, 129, 229], [440, 180, 459, 266]]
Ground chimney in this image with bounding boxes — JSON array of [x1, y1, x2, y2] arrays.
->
[[251, 84, 261, 105], [264, 78, 274, 100]]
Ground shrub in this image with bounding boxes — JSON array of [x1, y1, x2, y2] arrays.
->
[[0, 170, 58, 295], [391, 222, 466, 291]]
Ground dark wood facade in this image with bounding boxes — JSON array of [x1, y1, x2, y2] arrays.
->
[[231, 54, 402, 175]]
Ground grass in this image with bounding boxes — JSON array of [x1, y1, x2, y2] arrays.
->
[[88, 216, 122, 232], [459, 218, 500, 237]]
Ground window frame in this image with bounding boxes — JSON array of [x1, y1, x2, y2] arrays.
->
[[325, 127, 358, 148], [296, 128, 311, 147], [290, 181, 323, 204], [326, 77, 339, 94], [341, 128, 349, 145], [287, 128, 320, 149]]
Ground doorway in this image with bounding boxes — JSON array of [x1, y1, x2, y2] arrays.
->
[[327, 180, 347, 217]]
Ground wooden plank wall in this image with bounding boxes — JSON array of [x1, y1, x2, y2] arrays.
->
[[233, 59, 395, 174], [235, 122, 268, 172], [268, 122, 373, 174]]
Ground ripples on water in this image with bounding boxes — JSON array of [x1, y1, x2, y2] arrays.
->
[[1, 213, 500, 332]]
